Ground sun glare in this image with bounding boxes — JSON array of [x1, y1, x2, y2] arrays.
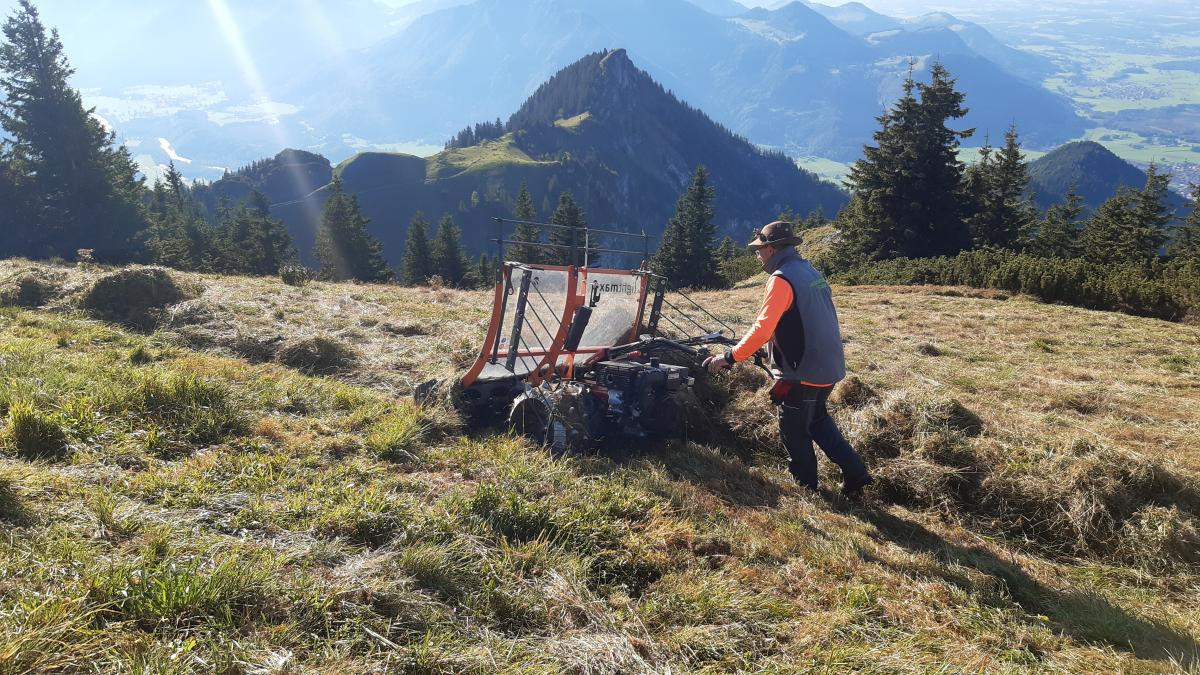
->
[[206, 0, 322, 237]]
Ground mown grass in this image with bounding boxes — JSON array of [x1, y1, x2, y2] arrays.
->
[[2, 260, 1199, 671]]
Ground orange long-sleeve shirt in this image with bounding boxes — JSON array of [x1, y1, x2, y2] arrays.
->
[[731, 274, 792, 363]]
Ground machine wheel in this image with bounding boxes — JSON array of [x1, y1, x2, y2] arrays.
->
[[508, 388, 592, 455]]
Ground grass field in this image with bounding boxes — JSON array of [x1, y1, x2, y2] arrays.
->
[[425, 134, 553, 181], [2, 259, 1198, 672]]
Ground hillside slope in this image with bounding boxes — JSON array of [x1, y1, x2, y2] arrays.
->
[[2, 259, 1198, 671], [1029, 140, 1191, 213], [269, 49, 845, 266]]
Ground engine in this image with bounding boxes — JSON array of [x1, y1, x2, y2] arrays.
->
[[588, 359, 692, 437]]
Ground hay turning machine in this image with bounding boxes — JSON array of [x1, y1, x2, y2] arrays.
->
[[454, 217, 760, 453]]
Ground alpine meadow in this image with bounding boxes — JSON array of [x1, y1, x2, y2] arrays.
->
[[2, 0, 1199, 673]]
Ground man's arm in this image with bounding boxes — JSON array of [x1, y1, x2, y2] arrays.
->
[[728, 275, 793, 363]]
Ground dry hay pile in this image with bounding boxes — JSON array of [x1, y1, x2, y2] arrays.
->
[[276, 335, 357, 374], [698, 366, 1200, 573], [80, 267, 190, 330], [842, 392, 1200, 573], [0, 267, 65, 308]]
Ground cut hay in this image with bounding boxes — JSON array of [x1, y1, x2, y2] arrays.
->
[[0, 269, 64, 308], [830, 375, 878, 408], [80, 267, 188, 330], [276, 335, 357, 374]]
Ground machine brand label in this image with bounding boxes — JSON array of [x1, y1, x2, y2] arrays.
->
[[590, 280, 636, 305]]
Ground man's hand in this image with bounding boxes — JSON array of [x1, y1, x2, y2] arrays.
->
[[703, 354, 731, 375]]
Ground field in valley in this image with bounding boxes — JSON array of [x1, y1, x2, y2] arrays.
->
[[1, 259, 1198, 673]]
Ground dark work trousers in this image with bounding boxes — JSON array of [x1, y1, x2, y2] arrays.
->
[[777, 384, 869, 490]]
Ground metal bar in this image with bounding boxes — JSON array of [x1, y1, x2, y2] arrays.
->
[[657, 311, 693, 338], [530, 279, 560, 324], [647, 277, 665, 336], [504, 268, 533, 372], [661, 296, 711, 334], [489, 239, 644, 256], [584, 229, 589, 268], [675, 288, 737, 335], [492, 217, 648, 239], [495, 217, 504, 282], [489, 265, 513, 364]]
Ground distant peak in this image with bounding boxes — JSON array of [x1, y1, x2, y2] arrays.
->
[[600, 48, 630, 69]]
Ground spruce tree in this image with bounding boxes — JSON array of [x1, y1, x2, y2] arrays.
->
[[475, 252, 497, 287], [716, 235, 737, 261], [0, 143, 29, 256], [548, 192, 590, 266], [1028, 188, 1083, 258], [652, 166, 721, 289], [509, 180, 543, 264], [1081, 165, 1173, 266], [212, 191, 295, 275], [401, 212, 433, 285], [1169, 184, 1200, 262], [837, 64, 973, 263], [0, 0, 146, 260], [314, 176, 393, 282], [1130, 163, 1173, 257], [432, 214, 468, 287], [142, 162, 212, 271], [965, 125, 1038, 250]]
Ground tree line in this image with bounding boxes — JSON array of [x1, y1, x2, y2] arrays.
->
[[824, 62, 1200, 318]]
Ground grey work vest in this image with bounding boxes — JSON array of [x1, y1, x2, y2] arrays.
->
[[765, 251, 846, 384]]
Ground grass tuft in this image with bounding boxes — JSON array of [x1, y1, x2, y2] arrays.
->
[[2, 400, 71, 461]]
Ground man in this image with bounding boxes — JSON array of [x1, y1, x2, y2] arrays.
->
[[703, 220, 873, 496]]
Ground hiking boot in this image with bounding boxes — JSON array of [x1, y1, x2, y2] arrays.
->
[[841, 473, 874, 498]]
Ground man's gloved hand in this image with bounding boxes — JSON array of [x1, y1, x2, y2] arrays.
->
[[703, 354, 731, 375]]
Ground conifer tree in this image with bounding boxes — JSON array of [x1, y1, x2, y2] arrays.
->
[[802, 208, 828, 230], [716, 235, 738, 261], [1028, 188, 1083, 258], [432, 214, 468, 286], [1080, 165, 1172, 265], [509, 180, 543, 263], [0, 0, 146, 260], [475, 252, 497, 288], [548, 192, 590, 266], [0, 142, 29, 256], [401, 212, 433, 285], [142, 162, 213, 270], [965, 125, 1037, 250], [212, 191, 295, 275], [836, 63, 973, 263], [314, 176, 393, 282], [1169, 184, 1200, 262], [653, 166, 721, 289]]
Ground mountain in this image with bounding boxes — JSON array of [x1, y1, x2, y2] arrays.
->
[[291, 0, 1084, 164], [263, 49, 846, 266], [806, 1, 899, 35], [1027, 140, 1189, 213], [193, 149, 333, 217], [684, 0, 749, 17], [809, 4, 1055, 82], [897, 12, 1055, 82]]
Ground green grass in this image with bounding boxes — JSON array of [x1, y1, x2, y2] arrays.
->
[[425, 133, 553, 180], [1, 263, 1198, 671], [553, 111, 591, 130]]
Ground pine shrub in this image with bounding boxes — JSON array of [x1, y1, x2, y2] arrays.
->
[[832, 250, 1198, 321]]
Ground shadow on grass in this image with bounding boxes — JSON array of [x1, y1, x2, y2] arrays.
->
[[620, 441, 787, 508], [836, 501, 1200, 667]]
